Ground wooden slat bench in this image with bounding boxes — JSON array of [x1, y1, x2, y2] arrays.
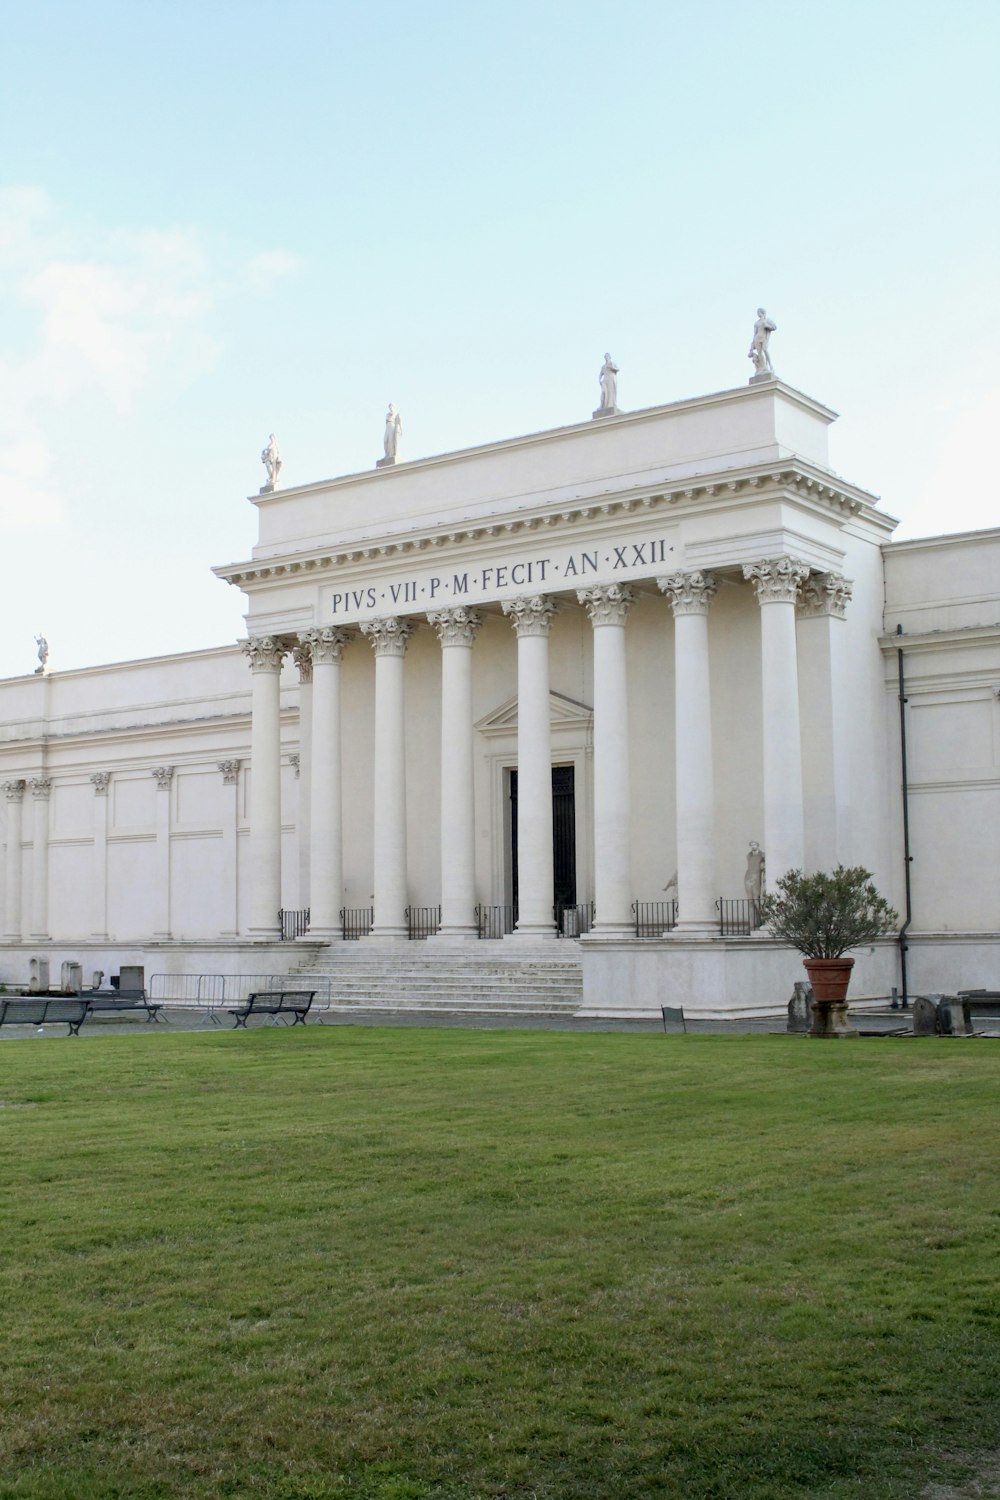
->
[[227, 991, 317, 1028], [82, 989, 164, 1023], [0, 996, 91, 1036]]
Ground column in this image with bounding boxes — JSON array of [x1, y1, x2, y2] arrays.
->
[[428, 607, 482, 940], [360, 617, 413, 939], [301, 627, 350, 941], [658, 571, 719, 932], [578, 585, 634, 936], [502, 595, 557, 939], [3, 780, 25, 940], [744, 557, 810, 885], [217, 761, 240, 936], [292, 640, 313, 909], [89, 772, 111, 939], [28, 776, 51, 941], [151, 766, 174, 938], [797, 573, 853, 871], [242, 635, 286, 939]]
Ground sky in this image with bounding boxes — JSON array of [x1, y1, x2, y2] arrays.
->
[[1, 0, 998, 680]]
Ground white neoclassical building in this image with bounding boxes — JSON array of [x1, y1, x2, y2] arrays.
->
[[1, 375, 997, 1017]]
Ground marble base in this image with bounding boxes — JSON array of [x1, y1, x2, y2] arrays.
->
[[749, 371, 776, 385], [375, 456, 397, 468], [592, 405, 621, 419], [259, 482, 277, 494]]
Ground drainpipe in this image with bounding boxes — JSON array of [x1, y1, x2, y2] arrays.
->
[[895, 625, 912, 1008]]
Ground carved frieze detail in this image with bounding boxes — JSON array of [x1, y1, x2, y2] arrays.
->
[[743, 556, 811, 605], [427, 606, 483, 647], [300, 626, 350, 666], [502, 595, 557, 638], [241, 635, 286, 673], [797, 572, 854, 619], [657, 570, 717, 617], [359, 616, 413, 658], [577, 583, 635, 627]]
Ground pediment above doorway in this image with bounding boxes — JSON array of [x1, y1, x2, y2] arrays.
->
[[475, 691, 594, 738]]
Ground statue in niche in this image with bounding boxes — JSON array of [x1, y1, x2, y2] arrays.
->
[[34, 635, 48, 675], [383, 403, 402, 462], [598, 353, 619, 410], [260, 433, 282, 490], [748, 308, 777, 376], [744, 840, 765, 904]]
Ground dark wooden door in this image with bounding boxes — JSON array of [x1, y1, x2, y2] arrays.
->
[[509, 765, 576, 919]]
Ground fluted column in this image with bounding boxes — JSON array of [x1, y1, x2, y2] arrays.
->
[[293, 641, 314, 909], [151, 766, 174, 938], [90, 772, 111, 939], [744, 557, 810, 885], [659, 570, 719, 932], [360, 617, 413, 940], [3, 780, 25, 940], [502, 596, 557, 939], [242, 636, 286, 939], [301, 627, 349, 941], [29, 776, 52, 941], [428, 607, 482, 941], [578, 585, 634, 936], [797, 573, 853, 871], [217, 761, 241, 937]]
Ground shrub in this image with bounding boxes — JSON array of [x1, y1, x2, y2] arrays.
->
[[759, 866, 898, 958]]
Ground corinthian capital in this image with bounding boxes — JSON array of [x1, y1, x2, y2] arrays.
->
[[241, 636, 286, 673], [300, 626, 350, 666], [29, 776, 52, 800], [217, 760, 240, 785], [657, 570, 717, 617], [152, 766, 175, 789], [577, 584, 634, 627], [360, 616, 413, 658], [291, 640, 313, 683], [798, 572, 854, 619], [427, 606, 483, 647], [90, 771, 111, 795], [2, 779, 26, 802], [743, 556, 810, 605], [502, 595, 556, 637]]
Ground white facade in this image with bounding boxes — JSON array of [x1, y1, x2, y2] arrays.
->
[[1, 379, 997, 1015]]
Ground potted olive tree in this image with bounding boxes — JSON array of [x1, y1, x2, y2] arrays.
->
[[759, 867, 898, 1038]]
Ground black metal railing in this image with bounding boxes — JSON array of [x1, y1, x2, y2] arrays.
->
[[632, 900, 678, 937], [406, 905, 441, 940], [716, 898, 763, 936], [555, 901, 595, 937], [476, 904, 515, 939], [340, 906, 374, 940], [279, 908, 310, 941]]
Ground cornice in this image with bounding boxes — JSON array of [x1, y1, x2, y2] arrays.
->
[[879, 623, 1000, 654], [217, 458, 892, 591], [243, 381, 840, 508]]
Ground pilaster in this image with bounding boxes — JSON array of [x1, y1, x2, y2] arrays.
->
[[242, 635, 286, 939], [797, 572, 854, 869], [3, 780, 25, 940], [300, 627, 351, 941], [28, 776, 52, 942], [90, 771, 111, 939]]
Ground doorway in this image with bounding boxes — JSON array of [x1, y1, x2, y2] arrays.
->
[[509, 764, 577, 919]]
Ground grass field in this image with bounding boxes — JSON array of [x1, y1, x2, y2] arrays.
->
[[1, 1026, 998, 1500]]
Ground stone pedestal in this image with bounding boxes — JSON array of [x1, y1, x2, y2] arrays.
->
[[749, 372, 776, 385], [375, 456, 396, 468], [592, 405, 621, 419]]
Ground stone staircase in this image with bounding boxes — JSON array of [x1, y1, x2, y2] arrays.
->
[[286, 941, 584, 1019]]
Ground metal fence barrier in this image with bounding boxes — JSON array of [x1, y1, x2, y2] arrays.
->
[[341, 906, 374, 940], [476, 904, 515, 939], [555, 901, 595, 937], [406, 905, 441, 940], [279, 908, 310, 941], [716, 898, 763, 936], [632, 900, 678, 937], [149, 973, 331, 1023]]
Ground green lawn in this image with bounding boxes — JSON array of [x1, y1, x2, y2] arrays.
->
[[1, 1027, 998, 1499]]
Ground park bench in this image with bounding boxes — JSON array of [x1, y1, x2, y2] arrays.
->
[[227, 991, 317, 1028], [83, 988, 164, 1023], [0, 996, 91, 1036]]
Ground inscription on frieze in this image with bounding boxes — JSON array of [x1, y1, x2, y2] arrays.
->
[[328, 531, 677, 623]]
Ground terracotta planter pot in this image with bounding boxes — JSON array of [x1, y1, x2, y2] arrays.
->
[[802, 957, 858, 1039], [802, 956, 855, 1001]]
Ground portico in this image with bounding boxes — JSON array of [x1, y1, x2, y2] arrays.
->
[[224, 381, 891, 967]]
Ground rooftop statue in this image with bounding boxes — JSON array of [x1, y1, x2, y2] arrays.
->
[[34, 634, 48, 675], [260, 433, 282, 491], [748, 308, 777, 379], [599, 352, 619, 409], [380, 403, 402, 466]]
